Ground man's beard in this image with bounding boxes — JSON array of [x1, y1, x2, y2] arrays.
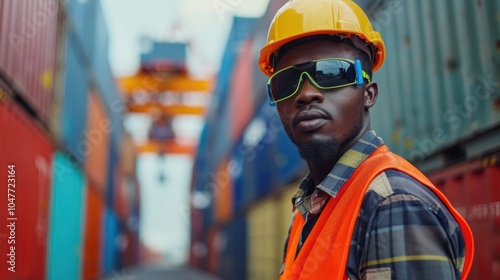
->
[[297, 138, 340, 162], [294, 119, 362, 162]]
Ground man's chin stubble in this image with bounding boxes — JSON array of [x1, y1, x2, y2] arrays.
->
[[297, 139, 339, 162]]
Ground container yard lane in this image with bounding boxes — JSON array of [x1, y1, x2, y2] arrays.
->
[[101, 264, 225, 280], [6, 165, 16, 273]]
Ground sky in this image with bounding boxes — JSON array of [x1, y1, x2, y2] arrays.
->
[[102, 0, 269, 78], [101, 0, 269, 265]]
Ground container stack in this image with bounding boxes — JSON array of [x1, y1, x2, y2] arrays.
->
[[190, 0, 500, 279], [0, 1, 140, 279]]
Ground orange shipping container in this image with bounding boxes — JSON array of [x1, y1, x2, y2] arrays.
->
[[85, 90, 110, 193], [82, 185, 104, 280], [214, 158, 233, 224], [120, 132, 136, 177]]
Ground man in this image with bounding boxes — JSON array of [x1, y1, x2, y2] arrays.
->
[[258, 0, 474, 279]]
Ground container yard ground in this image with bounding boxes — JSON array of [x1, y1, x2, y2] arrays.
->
[[101, 263, 225, 280]]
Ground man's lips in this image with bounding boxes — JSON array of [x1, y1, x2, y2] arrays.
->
[[293, 109, 330, 131]]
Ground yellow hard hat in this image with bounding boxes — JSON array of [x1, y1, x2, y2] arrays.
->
[[259, 0, 386, 76]]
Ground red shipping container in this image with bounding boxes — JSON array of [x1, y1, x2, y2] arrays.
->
[[82, 184, 104, 280], [428, 155, 500, 280], [85, 90, 110, 193], [0, 99, 54, 280], [0, 0, 59, 123], [206, 227, 221, 274], [190, 208, 205, 269], [114, 167, 127, 220], [229, 39, 254, 141]]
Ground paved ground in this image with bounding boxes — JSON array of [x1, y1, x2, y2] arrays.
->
[[101, 264, 225, 280]]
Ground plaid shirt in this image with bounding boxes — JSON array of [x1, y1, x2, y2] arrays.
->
[[286, 130, 466, 279]]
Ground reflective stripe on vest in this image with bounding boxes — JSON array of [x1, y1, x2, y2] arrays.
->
[[280, 145, 474, 280]]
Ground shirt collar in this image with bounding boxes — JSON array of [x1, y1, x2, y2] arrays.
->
[[291, 130, 384, 215]]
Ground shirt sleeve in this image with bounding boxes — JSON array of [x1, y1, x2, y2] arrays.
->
[[347, 171, 466, 279]]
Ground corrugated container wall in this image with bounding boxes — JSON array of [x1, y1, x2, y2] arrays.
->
[[102, 209, 120, 274], [193, 17, 257, 203], [190, 208, 205, 269], [213, 158, 234, 224], [64, 0, 96, 61], [427, 156, 500, 279], [91, 0, 123, 152], [229, 39, 255, 141], [246, 181, 299, 280], [0, 99, 54, 280], [106, 144, 118, 208], [218, 215, 247, 280], [230, 100, 306, 211], [59, 29, 90, 163], [369, 0, 500, 170], [0, 0, 59, 124], [82, 185, 105, 280], [85, 90, 110, 194], [47, 152, 86, 280]]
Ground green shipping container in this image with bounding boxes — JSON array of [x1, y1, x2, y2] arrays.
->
[[47, 152, 86, 280], [368, 0, 500, 171]]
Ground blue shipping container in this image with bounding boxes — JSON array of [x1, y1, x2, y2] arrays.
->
[[194, 17, 257, 196], [59, 30, 90, 163], [64, 0, 96, 62], [90, 0, 123, 152], [102, 209, 120, 274], [218, 215, 247, 280], [47, 152, 86, 280]]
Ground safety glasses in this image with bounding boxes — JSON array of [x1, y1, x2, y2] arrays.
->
[[266, 58, 371, 105]]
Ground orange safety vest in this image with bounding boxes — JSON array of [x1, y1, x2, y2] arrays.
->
[[280, 145, 474, 280]]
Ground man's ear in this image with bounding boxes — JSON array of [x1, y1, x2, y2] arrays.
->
[[364, 82, 378, 109]]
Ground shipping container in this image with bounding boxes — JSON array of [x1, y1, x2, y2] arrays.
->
[[120, 223, 140, 268], [90, 0, 123, 151], [427, 153, 500, 280], [278, 184, 300, 243], [229, 39, 255, 141], [59, 29, 90, 163], [245, 181, 298, 280], [114, 169, 127, 221], [106, 144, 118, 208], [47, 152, 85, 280], [213, 158, 234, 224], [102, 209, 120, 274], [120, 132, 137, 178], [82, 185, 104, 280], [193, 17, 257, 203], [368, 0, 500, 170], [0, 99, 54, 280], [247, 195, 283, 280], [190, 208, 206, 269], [230, 99, 306, 211], [206, 227, 222, 274], [85, 90, 110, 193], [64, 0, 96, 62], [0, 0, 60, 124], [218, 215, 247, 280]]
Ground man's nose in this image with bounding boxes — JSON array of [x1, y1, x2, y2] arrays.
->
[[294, 74, 324, 106]]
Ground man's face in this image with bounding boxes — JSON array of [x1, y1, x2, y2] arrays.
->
[[274, 39, 370, 162]]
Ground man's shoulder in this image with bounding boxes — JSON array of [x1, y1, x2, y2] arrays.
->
[[359, 169, 437, 212], [361, 169, 459, 229]]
